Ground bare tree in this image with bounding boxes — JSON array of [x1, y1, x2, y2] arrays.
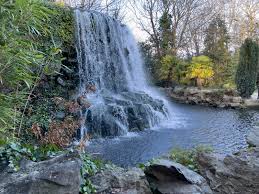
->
[[218, 0, 259, 50], [130, 0, 162, 58], [130, 0, 220, 56]]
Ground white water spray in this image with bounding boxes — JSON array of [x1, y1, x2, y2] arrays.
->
[[75, 10, 170, 138]]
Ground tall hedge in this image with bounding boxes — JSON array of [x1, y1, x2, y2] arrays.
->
[[235, 38, 259, 98]]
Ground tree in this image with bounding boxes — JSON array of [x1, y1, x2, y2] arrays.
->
[[235, 38, 259, 98], [159, 55, 183, 86], [204, 16, 230, 85], [139, 41, 158, 81], [186, 56, 214, 88], [159, 11, 172, 55], [130, 0, 162, 58]]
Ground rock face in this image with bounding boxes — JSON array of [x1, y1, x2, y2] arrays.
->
[[145, 159, 212, 194], [0, 153, 81, 194], [247, 126, 259, 147], [89, 166, 152, 194], [75, 11, 169, 139], [85, 91, 168, 138], [197, 149, 259, 194]]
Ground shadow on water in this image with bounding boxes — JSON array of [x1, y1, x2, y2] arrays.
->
[[87, 101, 259, 167]]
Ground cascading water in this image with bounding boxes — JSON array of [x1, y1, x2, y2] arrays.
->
[[75, 10, 169, 138]]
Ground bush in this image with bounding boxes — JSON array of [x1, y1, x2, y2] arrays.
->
[[169, 146, 212, 172], [80, 154, 106, 194], [0, 142, 62, 171], [0, 0, 74, 139], [186, 56, 214, 88], [159, 55, 185, 86]]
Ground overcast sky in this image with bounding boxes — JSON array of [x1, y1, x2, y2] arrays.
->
[[124, 12, 148, 42], [63, 0, 148, 42]]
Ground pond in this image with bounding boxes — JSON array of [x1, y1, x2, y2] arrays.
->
[[87, 101, 259, 167]]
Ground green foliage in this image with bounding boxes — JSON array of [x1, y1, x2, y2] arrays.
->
[[235, 38, 259, 98], [204, 16, 230, 64], [160, 55, 184, 85], [139, 41, 158, 82], [0, 142, 62, 171], [22, 95, 62, 134], [170, 146, 212, 172], [222, 50, 239, 89], [204, 16, 231, 86], [159, 12, 172, 53], [80, 154, 103, 194], [186, 56, 214, 87], [0, 0, 74, 137]]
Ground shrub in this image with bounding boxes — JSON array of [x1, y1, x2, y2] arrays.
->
[[0, 0, 74, 139], [170, 146, 212, 172], [186, 56, 214, 88], [80, 154, 104, 194], [30, 116, 79, 148], [160, 55, 184, 85], [0, 142, 62, 171]]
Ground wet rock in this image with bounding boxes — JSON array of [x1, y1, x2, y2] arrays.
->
[[85, 91, 168, 138], [0, 152, 81, 194], [55, 111, 66, 119], [197, 149, 259, 194], [247, 126, 259, 147], [145, 159, 212, 194], [89, 167, 152, 194], [57, 77, 66, 87], [77, 96, 91, 109]]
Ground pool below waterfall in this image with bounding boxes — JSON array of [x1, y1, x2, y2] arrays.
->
[[87, 101, 259, 167]]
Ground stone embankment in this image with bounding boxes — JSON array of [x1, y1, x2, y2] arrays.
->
[[165, 86, 259, 109]]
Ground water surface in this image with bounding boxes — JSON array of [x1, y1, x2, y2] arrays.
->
[[87, 101, 259, 167]]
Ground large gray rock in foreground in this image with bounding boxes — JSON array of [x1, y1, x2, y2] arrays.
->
[[145, 159, 212, 194], [197, 149, 259, 194], [0, 152, 81, 194], [247, 126, 259, 147], [89, 166, 152, 194]]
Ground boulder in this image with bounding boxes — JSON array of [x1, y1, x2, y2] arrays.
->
[[197, 149, 259, 194], [0, 152, 81, 194], [232, 96, 243, 103], [247, 126, 259, 147], [145, 159, 212, 194], [89, 167, 152, 194]]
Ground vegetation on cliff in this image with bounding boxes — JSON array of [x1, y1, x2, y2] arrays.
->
[[0, 0, 77, 146]]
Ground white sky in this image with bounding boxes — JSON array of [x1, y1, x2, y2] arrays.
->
[[124, 10, 148, 42], [62, 0, 148, 42], [122, 1, 150, 42]]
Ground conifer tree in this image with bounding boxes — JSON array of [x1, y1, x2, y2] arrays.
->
[[235, 38, 259, 98], [204, 16, 230, 85]]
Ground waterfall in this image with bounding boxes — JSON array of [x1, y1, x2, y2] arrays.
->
[[75, 10, 169, 138]]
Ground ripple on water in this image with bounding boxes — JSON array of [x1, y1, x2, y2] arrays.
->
[[87, 102, 259, 167]]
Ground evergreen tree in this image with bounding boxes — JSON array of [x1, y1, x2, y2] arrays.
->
[[235, 38, 259, 98], [204, 16, 230, 63], [204, 16, 230, 85], [159, 11, 172, 56]]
